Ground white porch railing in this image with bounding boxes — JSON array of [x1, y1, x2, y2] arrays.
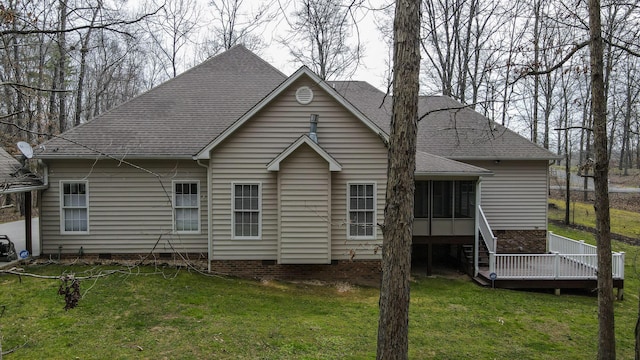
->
[[548, 232, 625, 279], [478, 207, 496, 253], [487, 232, 625, 280]]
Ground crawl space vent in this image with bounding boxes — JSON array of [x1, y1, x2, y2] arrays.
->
[[295, 86, 314, 105]]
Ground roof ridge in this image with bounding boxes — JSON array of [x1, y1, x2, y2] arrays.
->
[[43, 45, 287, 145]]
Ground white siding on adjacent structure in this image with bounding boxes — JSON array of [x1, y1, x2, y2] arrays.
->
[[468, 160, 549, 230], [40, 159, 208, 255], [278, 144, 331, 264], [209, 76, 387, 261]]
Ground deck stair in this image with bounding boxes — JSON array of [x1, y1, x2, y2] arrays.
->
[[461, 238, 489, 277]]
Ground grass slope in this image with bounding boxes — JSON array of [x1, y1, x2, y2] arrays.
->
[[1, 243, 638, 360], [1, 196, 639, 359], [549, 198, 640, 240]]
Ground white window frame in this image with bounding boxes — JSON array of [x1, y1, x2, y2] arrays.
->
[[173, 180, 201, 234], [347, 182, 377, 240], [231, 182, 262, 240], [59, 180, 89, 234]]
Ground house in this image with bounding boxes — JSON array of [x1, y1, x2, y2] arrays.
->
[[36, 45, 557, 281], [0, 146, 46, 256]]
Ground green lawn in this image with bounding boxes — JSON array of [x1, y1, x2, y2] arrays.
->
[[1, 198, 639, 359], [549, 198, 640, 240], [1, 239, 638, 360]]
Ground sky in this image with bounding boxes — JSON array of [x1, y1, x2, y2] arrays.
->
[[161, 0, 395, 91], [258, 2, 392, 91]]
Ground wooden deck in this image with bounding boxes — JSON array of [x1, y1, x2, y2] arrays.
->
[[474, 256, 625, 299]]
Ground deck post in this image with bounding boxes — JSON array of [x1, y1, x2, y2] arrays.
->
[[489, 252, 495, 274], [427, 243, 432, 276], [24, 191, 32, 255], [553, 251, 560, 279], [474, 179, 481, 277], [618, 252, 625, 280]]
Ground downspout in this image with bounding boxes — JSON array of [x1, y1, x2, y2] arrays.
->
[[196, 159, 212, 272], [38, 160, 49, 188], [474, 177, 482, 277], [37, 160, 49, 257]]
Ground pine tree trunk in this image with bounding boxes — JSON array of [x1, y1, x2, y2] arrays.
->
[[588, 0, 616, 358], [532, 0, 540, 144], [75, 3, 101, 127], [57, 0, 68, 133], [376, 0, 420, 359]]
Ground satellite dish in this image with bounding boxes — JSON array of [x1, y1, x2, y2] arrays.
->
[[16, 141, 34, 159]]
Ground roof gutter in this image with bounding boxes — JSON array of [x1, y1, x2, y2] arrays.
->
[[196, 159, 212, 273], [0, 184, 48, 194], [38, 154, 195, 160], [414, 171, 494, 177], [448, 156, 562, 161], [0, 160, 50, 194]]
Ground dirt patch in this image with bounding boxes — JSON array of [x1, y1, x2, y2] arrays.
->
[[550, 189, 640, 214], [609, 171, 640, 188]]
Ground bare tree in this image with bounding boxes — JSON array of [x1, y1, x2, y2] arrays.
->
[[74, 0, 103, 127], [421, 0, 501, 105], [283, 0, 362, 80], [143, 0, 201, 79], [197, 0, 273, 58], [376, 0, 419, 358], [618, 61, 640, 174], [0, 0, 158, 147]]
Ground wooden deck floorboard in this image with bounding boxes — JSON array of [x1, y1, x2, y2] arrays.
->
[[475, 256, 624, 292]]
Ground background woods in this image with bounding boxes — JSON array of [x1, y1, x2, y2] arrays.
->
[[3, 0, 640, 175]]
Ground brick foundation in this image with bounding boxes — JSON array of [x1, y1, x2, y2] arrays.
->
[[494, 230, 547, 253], [209, 260, 382, 285], [39, 252, 382, 285]]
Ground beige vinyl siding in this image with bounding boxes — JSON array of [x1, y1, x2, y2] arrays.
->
[[278, 144, 331, 264], [468, 160, 549, 230], [40, 159, 208, 254], [210, 76, 387, 261]]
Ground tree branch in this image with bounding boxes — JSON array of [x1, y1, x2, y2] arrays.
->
[[554, 126, 593, 132], [604, 38, 640, 58], [418, 103, 478, 122], [0, 112, 22, 120], [0, 9, 161, 36], [1, 82, 72, 93], [511, 40, 590, 84]]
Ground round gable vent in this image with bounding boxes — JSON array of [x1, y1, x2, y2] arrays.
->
[[295, 86, 314, 105]]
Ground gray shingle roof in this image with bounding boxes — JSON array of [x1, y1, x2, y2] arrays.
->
[[415, 96, 558, 160], [330, 81, 558, 160], [39, 46, 557, 162], [0, 148, 21, 181], [40, 45, 287, 159], [415, 151, 493, 176]]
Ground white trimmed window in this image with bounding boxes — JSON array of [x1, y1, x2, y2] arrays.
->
[[233, 183, 261, 239], [60, 181, 89, 233], [174, 181, 200, 233], [348, 182, 376, 239]]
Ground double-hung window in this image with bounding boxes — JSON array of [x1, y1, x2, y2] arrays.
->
[[60, 181, 89, 233], [348, 183, 376, 239], [174, 181, 200, 233], [233, 183, 260, 239]]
